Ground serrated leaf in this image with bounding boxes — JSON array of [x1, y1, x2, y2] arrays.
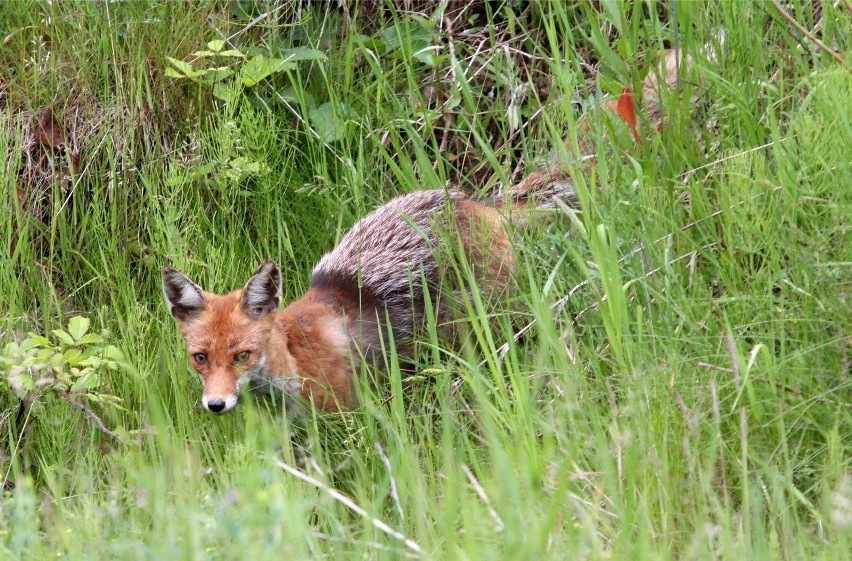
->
[[52, 329, 76, 346], [67, 316, 90, 342], [79, 356, 103, 369], [50, 352, 65, 368], [280, 46, 327, 62], [166, 56, 193, 76]]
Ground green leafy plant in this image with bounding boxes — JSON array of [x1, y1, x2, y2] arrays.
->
[[1, 316, 130, 408], [164, 39, 327, 102]]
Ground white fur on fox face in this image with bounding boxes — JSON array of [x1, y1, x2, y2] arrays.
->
[[202, 393, 238, 413], [237, 355, 263, 392]]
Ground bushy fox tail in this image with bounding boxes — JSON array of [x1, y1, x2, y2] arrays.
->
[[495, 167, 580, 211]]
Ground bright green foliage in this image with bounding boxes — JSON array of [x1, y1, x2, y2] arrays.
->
[[1, 316, 131, 400]]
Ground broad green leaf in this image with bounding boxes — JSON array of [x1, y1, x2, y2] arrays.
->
[[17, 338, 41, 353], [14, 374, 36, 391], [239, 55, 294, 87], [101, 345, 127, 363], [166, 56, 193, 76], [380, 20, 433, 52], [164, 67, 185, 79], [52, 329, 76, 347], [213, 83, 238, 102], [219, 49, 246, 58], [413, 45, 440, 67], [207, 39, 225, 52], [26, 333, 51, 347], [190, 50, 218, 58], [50, 351, 65, 368], [357, 34, 387, 55], [71, 370, 100, 393], [67, 316, 90, 342], [276, 86, 316, 109], [76, 333, 105, 345], [79, 356, 103, 369], [63, 348, 83, 364], [207, 67, 235, 81], [309, 102, 356, 143], [280, 47, 327, 62]]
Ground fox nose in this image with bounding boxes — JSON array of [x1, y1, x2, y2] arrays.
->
[[206, 399, 226, 413]]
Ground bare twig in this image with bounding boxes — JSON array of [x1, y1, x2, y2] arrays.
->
[[769, 0, 845, 64], [677, 141, 779, 181], [273, 458, 423, 556], [56, 390, 127, 445]]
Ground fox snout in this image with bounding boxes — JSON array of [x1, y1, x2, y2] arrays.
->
[[202, 393, 239, 414]]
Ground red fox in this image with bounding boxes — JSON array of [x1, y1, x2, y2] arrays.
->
[[162, 170, 577, 414]]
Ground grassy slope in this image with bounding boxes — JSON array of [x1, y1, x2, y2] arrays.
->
[[1, 1, 850, 559]]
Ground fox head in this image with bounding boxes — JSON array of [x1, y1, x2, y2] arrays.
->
[[161, 261, 281, 414]]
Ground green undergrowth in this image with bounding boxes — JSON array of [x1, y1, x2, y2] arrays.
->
[[0, 1, 850, 559]]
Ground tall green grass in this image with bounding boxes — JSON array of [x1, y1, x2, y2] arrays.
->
[[1, 1, 850, 559]]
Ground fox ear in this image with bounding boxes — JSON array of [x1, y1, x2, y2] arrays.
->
[[161, 267, 206, 321], [241, 260, 281, 318]]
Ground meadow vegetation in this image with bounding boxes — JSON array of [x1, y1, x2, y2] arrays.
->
[[0, 1, 850, 559]]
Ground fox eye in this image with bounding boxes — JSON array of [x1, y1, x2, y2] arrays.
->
[[192, 352, 207, 365], [234, 351, 250, 363]]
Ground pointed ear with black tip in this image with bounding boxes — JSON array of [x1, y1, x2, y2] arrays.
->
[[241, 260, 282, 318], [161, 267, 206, 321]]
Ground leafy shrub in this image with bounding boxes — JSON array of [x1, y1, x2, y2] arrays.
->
[[1, 316, 131, 415]]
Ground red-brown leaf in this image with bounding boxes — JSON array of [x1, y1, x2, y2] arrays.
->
[[35, 107, 64, 149], [615, 87, 641, 144]]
